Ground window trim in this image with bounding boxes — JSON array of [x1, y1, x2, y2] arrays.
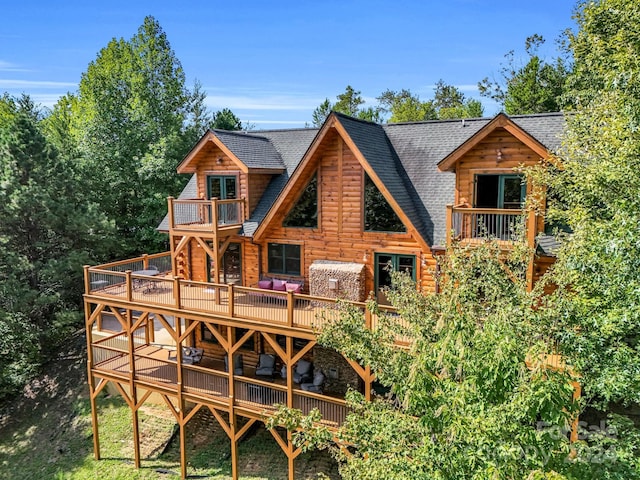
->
[[267, 242, 303, 277]]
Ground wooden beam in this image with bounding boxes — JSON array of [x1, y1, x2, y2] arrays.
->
[[207, 406, 231, 437]]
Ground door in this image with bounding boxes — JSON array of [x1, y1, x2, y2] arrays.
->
[[207, 175, 238, 224], [474, 174, 525, 239], [208, 242, 242, 285], [374, 253, 416, 305]]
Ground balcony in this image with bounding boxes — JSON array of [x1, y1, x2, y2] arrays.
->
[[168, 197, 245, 235], [84, 253, 406, 338], [446, 204, 537, 248]]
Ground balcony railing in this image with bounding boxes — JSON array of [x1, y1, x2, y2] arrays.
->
[[168, 197, 245, 232], [84, 253, 407, 343], [446, 205, 531, 245]]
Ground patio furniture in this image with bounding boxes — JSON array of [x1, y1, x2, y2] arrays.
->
[[301, 370, 325, 394], [132, 266, 160, 293], [224, 353, 244, 376], [255, 353, 277, 377], [181, 346, 203, 365], [292, 359, 313, 384]]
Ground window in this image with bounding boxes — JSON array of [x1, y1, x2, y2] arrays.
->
[[375, 253, 416, 305], [268, 243, 301, 276], [283, 173, 317, 228], [475, 174, 525, 209], [364, 173, 405, 232]]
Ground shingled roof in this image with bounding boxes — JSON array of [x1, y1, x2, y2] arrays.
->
[[160, 112, 565, 246]]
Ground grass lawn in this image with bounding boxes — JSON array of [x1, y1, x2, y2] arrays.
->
[[0, 331, 339, 479]]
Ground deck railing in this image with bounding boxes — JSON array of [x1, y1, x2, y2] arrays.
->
[[168, 197, 244, 232], [85, 257, 402, 337], [447, 205, 526, 244]]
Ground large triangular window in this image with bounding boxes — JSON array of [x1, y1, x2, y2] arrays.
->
[[283, 172, 318, 228], [364, 173, 405, 232]]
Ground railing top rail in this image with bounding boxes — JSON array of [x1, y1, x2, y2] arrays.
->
[[183, 363, 229, 377], [294, 389, 347, 405], [89, 252, 171, 270], [451, 207, 525, 215], [172, 198, 243, 204], [236, 376, 288, 391]]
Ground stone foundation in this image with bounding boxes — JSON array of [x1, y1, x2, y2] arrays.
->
[[309, 260, 366, 302], [313, 346, 361, 395]]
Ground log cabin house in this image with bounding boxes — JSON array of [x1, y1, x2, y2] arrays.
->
[[83, 111, 565, 479]]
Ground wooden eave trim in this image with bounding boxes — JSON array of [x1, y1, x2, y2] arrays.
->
[[177, 131, 249, 174], [252, 115, 337, 240], [332, 120, 431, 253], [437, 113, 550, 172], [247, 167, 286, 175]]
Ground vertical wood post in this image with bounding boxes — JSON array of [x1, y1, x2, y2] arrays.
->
[[286, 336, 293, 409], [364, 307, 372, 401], [175, 314, 187, 480], [445, 204, 453, 246], [227, 325, 239, 480], [287, 430, 295, 480], [173, 276, 181, 309], [126, 309, 141, 468], [526, 210, 537, 292], [142, 253, 149, 269], [85, 298, 100, 460], [287, 291, 294, 327], [125, 271, 133, 302], [228, 284, 235, 317], [83, 265, 91, 294]]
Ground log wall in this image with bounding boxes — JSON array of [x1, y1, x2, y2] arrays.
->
[[256, 130, 437, 293]]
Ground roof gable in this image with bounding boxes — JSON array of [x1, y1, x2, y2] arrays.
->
[[253, 112, 429, 250], [437, 113, 560, 172], [177, 129, 286, 174]]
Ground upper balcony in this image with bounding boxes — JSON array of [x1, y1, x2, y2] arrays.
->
[[445, 204, 537, 249], [168, 197, 245, 236]]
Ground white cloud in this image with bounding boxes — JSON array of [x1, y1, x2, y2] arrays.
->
[[0, 79, 77, 89], [0, 60, 30, 72]]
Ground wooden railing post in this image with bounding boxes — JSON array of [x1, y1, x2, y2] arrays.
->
[[446, 204, 453, 246], [125, 271, 133, 302], [287, 291, 294, 327], [142, 253, 149, 269], [526, 209, 537, 292], [83, 265, 91, 294], [211, 198, 219, 229], [167, 196, 175, 230], [173, 276, 181, 309], [228, 284, 235, 317]]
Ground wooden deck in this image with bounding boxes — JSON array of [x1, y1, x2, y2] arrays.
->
[[91, 338, 348, 427], [84, 254, 407, 341]]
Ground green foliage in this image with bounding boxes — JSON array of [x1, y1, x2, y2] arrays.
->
[[0, 95, 111, 399], [479, 34, 570, 114], [211, 107, 243, 131], [378, 81, 483, 123], [272, 240, 621, 478], [53, 16, 202, 256], [535, 0, 640, 408], [311, 86, 383, 126], [377, 89, 437, 123]]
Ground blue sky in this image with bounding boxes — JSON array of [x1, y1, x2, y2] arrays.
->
[[2, 1, 576, 129]]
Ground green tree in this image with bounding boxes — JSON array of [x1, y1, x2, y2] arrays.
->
[[377, 88, 437, 123], [0, 95, 112, 399], [537, 0, 640, 410], [270, 240, 628, 479], [56, 16, 201, 256], [479, 34, 570, 114], [433, 79, 484, 119], [311, 86, 383, 126], [378, 82, 482, 123], [211, 107, 243, 131]]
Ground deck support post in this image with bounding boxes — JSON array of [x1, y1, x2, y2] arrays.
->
[[288, 429, 295, 480], [126, 308, 141, 468], [85, 298, 101, 460], [230, 413, 239, 480], [526, 210, 537, 292]]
